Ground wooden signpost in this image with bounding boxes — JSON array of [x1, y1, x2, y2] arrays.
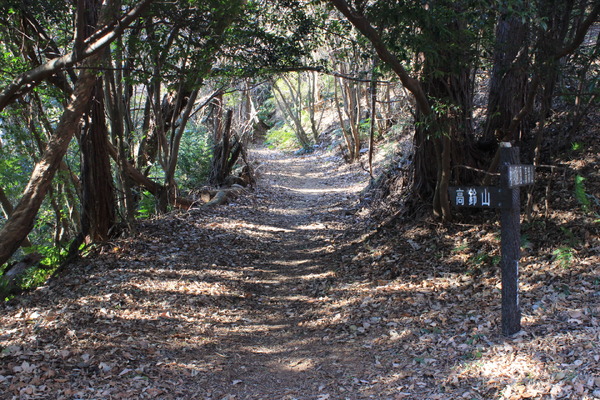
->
[[448, 142, 534, 336]]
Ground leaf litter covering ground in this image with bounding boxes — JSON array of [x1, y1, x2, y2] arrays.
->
[[0, 146, 598, 400]]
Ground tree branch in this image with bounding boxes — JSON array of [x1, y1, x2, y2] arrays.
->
[[328, 0, 430, 114], [0, 0, 153, 112], [556, 2, 600, 59]]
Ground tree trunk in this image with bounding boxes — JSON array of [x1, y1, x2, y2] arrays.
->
[[368, 57, 377, 177], [165, 87, 200, 191], [272, 77, 311, 149], [0, 186, 33, 248], [0, 55, 104, 266], [104, 49, 137, 225], [210, 109, 235, 186], [80, 80, 116, 242], [306, 71, 324, 142], [105, 141, 195, 209], [78, 0, 116, 243], [334, 77, 354, 161], [484, 10, 529, 143], [341, 74, 362, 161], [414, 50, 475, 220], [0, 185, 14, 220], [0, 0, 147, 265]]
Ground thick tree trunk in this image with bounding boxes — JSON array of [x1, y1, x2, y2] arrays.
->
[[0, 186, 15, 221], [484, 11, 529, 143], [78, 0, 116, 243], [414, 43, 475, 220], [331, 0, 470, 217], [0, 0, 150, 265], [0, 186, 33, 248], [80, 80, 116, 242]]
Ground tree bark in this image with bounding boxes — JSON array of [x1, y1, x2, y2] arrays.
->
[[210, 109, 235, 186], [332, 83, 351, 162], [272, 77, 311, 149], [330, 0, 468, 216], [78, 0, 116, 243], [106, 142, 194, 210], [484, 10, 529, 142], [334, 0, 481, 220], [0, 56, 102, 266], [165, 87, 200, 190], [0, 185, 13, 220], [104, 48, 137, 225], [340, 70, 362, 161], [306, 71, 324, 142], [368, 57, 377, 177], [80, 80, 116, 242]]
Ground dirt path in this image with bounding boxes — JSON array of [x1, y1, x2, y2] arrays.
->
[[2, 147, 599, 400], [0, 148, 381, 399]]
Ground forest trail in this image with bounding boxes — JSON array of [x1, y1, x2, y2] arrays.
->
[[2, 147, 599, 400], [1, 148, 390, 399]]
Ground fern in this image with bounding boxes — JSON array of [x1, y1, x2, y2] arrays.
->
[[574, 175, 590, 212], [553, 246, 574, 269]]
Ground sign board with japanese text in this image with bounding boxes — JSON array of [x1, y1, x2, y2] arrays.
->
[[448, 186, 505, 208], [447, 143, 535, 336], [507, 165, 535, 188]]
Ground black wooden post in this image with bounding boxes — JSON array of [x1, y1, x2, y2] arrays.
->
[[499, 142, 522, 335]]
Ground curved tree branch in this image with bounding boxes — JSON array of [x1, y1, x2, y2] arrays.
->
[[328, 0, 430, 114], [0, 0, 153, 113], [556, 2, 600, 59]]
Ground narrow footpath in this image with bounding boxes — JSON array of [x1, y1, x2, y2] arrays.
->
[[2, 148, 393, 400]]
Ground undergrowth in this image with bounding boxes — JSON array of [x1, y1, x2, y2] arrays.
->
[[265, 124, 301, 150], [1, 243, 74, 300]]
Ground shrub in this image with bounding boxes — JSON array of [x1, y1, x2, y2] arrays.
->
[[265, 124, 300, 150]]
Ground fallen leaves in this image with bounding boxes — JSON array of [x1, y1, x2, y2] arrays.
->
[[1, 146, 599, 399]]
